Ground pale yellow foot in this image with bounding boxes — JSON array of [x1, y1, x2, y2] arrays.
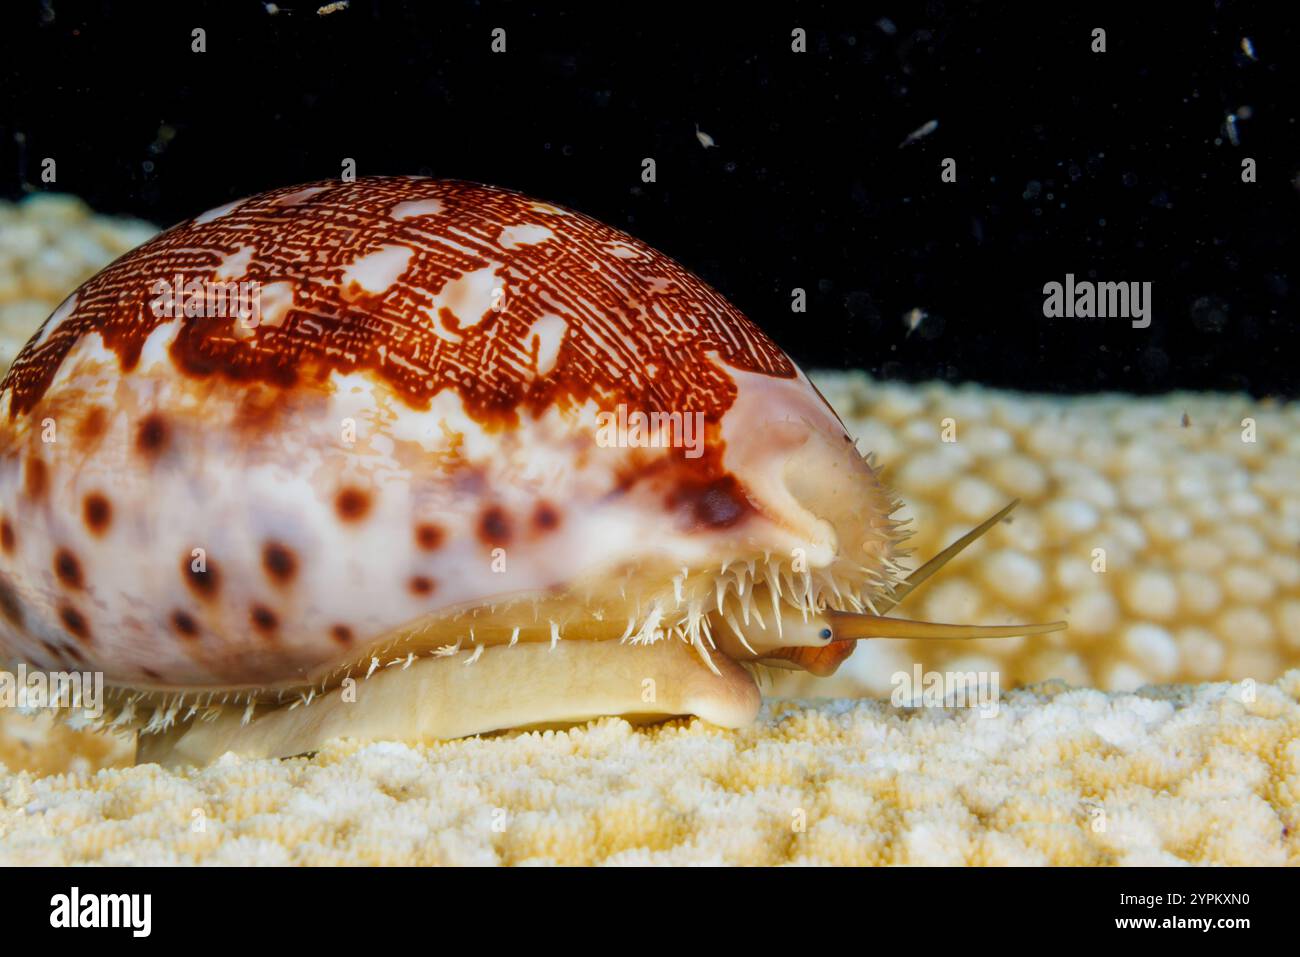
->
[[135, 638, 760, 768]]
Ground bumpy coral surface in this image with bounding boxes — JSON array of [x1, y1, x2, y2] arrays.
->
[[773, 372, 1300, 700], [2, 672, 1297, 865]]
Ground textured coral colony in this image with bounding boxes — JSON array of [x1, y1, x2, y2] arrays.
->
[[0, 189, 1296, 865]]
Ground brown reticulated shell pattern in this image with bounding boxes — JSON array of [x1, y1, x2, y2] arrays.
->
[[4, 177, 793, 423]]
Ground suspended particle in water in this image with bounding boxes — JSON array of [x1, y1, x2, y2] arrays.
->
[[1224, 113, 1240, 146], [899, 119, 938, 148]]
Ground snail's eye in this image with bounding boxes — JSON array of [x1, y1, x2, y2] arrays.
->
[[819, 628, 833, 641]]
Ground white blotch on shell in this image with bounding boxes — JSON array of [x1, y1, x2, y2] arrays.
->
[[31, 291, 77, 348], [498, 224, 553, 249], [194, 200, 241, 225], [526, 314, 567, 377], [390, 199, 444, 220], [435, 266, 498, 329], [215, 245, 256, 281], [253, 281, 296, 329], [342, 245, 413, 297]]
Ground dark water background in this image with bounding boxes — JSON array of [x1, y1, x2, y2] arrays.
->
[[2, 0, 1296, 396]]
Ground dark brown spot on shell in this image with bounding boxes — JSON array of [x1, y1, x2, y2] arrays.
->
[[533, 502, 561, 532], [24, 457, 47, 501], [53, 549, 83, 589], [250, 604, 279, 635], [414, 522, 444, 551], [0, 575, 23, 629], [141, 667, 162, 681], [408, 575, 436, 596], [183, 554, 221, 600], [172, 610, 199, 638], [335, 487, 371, 522], [668, 475, 753, 531], [479, 506, 511, 546], [59, 605, 90, 642], [80, 406, 108, 442], [331, 624, 354, 645], [262, 541, 298, 584], [83, 493, 113, 535], [0, 518, 14, 555], [136, 413, 169, 457]]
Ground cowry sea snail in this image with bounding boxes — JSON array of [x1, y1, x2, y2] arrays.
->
[[0, 177, 1063, 767]]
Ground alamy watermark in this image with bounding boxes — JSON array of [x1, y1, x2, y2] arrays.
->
[[50, 887, 151, 937], [1042, 273, 1151, 328], [891, 665, 1001, 718], [0, 664, 103, 719], [150, 273, 262, 327], [595, 403, 705, 459]]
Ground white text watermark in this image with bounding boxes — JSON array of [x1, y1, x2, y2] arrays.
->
[[1043, 273, 1151, 328], [595, 404, 705, 459], [150, 273, 262, 326], [0, 664, 103, 719], [891, 665, 1001, 718]]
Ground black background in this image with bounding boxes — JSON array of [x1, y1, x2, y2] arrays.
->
[[2, 0, 1296, 396], [3, 865, 1274, 940]]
